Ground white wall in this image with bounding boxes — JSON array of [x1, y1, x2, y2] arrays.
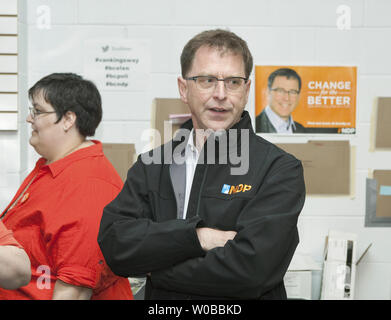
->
[[0, 0, 27, 211], [1, 0, 390, 299]]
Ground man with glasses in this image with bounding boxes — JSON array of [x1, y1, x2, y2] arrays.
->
[[99, 29, 305, 300], [256, 68, 306, 133]]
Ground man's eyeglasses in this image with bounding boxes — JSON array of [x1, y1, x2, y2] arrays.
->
[[270, 87, 300, 97], [29, 107, 57, 119], [185, 76, 248, 92]]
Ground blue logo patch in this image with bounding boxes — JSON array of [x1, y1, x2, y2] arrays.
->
[[221, 184, 231, 194]]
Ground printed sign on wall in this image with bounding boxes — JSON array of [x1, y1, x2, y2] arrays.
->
[[255, 66, 357, 134], [83, 39, 150, 91]]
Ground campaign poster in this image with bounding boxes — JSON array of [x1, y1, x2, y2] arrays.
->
[[255, 66, 357, 134]]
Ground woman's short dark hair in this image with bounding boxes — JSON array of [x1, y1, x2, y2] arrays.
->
[[28, 73, 102, 137], [180, 29, 253, 79], [267, 68, 302, 92]]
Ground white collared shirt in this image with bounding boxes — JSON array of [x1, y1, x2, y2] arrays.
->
[[265, 105, 296, 134], [182, 129, 200, 219]]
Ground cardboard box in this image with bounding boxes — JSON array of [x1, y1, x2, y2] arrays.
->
[[284, 271, 312, 300], [320, 230, 357, 300], [375, 97, 391, 149], [151, 98, 190, 148], [285, 252, 321, 300], [102, 143, 136, 182], [366, 169, 391, 226], [373, 170, 391, 218], [276, 141, 350, 195]]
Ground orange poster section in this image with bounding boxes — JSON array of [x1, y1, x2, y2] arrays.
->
[[255, 66, 357, 132]]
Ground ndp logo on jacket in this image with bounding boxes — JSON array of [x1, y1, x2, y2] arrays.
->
[[221, 183, 252, 194]]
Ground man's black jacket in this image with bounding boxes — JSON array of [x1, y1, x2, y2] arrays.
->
[[98, 111, 306, 300]]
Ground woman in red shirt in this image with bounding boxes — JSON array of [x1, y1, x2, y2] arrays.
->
[[0, 73, 133, 300]]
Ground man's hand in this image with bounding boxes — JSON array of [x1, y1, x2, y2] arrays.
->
[[196, 227, 237, 251]]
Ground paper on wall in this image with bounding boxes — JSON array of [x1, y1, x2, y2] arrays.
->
[[83, 39, 151, 92]]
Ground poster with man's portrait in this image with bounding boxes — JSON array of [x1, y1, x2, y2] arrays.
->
[[255, 66, 357, 134]]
